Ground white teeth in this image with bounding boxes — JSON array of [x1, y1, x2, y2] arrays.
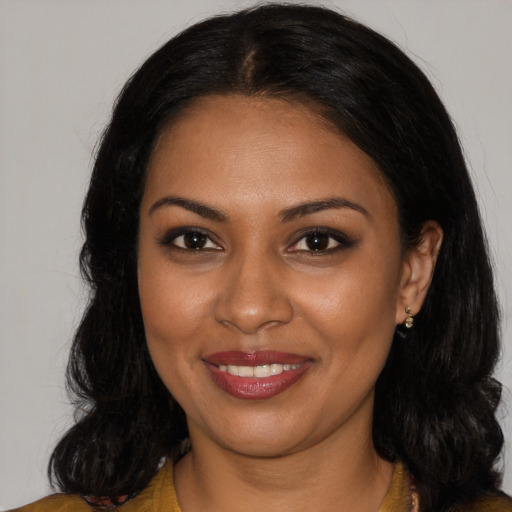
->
[[238, 365, 254, 377], [219, 363, 301, 378], [270, 363, 282, 375], [253, 365, 270, 378], [227, 365, 241, 376]]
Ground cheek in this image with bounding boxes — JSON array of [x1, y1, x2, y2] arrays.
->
[[138, 266, 211, 409], [137, 252, 213, 365], [299, 262, 399, 324], [291, 251, 400, 360]]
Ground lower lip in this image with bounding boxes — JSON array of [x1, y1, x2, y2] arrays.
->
[[205, 361, 312, 400]]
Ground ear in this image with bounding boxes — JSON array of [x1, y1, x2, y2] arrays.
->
[[395, 221, 443, 325]]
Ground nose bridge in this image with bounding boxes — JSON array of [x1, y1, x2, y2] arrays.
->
[[214, 244, 293, 333]]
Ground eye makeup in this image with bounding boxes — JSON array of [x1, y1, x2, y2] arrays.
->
[[157, 224, 356, 259], [157, 227, 222, 253], [287, 227, 356, 255]]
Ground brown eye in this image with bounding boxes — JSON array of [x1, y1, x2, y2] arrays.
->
[[288, 229, 353, 254], [304, 233, 330, 251], [160, 229, 222, 251], [294, 232, 340, 252], [183, 232, 208, 249]]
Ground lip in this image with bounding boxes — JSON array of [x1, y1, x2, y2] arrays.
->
[[204, 351, 312, 400]]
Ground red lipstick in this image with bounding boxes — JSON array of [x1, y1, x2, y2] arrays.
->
[[204, 351, 312, 400]]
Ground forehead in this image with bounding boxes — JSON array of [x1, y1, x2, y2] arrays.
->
[[144, 94, 396, 219]]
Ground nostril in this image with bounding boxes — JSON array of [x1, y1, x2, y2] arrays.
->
[[212, 280, 294, 334]]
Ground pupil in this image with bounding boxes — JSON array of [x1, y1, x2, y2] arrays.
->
[[184, 232, 206, 249], [306, 233, 328, 251]]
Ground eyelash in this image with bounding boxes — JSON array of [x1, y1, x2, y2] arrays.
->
[[287, 228, 354, 255], [157, 227, 354, 255], [158, 227, 222, 252]]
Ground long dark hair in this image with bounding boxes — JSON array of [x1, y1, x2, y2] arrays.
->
[[49, 4, 504, 510]]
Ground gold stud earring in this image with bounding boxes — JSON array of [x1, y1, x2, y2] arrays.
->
[[404, 306, 414, 328]]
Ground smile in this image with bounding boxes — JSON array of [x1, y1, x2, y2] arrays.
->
[[218, 363, 302, 378], [204, 351, 312, 400]]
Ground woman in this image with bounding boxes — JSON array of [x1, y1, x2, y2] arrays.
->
[[12, 4, 511, 511]]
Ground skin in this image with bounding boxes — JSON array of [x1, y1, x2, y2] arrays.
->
[[137, 95, 442, 511]]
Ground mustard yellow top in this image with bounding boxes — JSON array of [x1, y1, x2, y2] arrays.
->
[[10, 461, 512, 512]]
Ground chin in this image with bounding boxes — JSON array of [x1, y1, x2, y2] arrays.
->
[[191, 408, 322, 458]]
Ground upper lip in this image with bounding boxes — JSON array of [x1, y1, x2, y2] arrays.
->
[[204, 350, 310, 366]]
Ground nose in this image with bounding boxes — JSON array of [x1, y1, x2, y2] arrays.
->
[[213, 254, 294, 334]]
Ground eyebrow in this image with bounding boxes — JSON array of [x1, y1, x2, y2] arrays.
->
[[149, 196, 227, 222], [279, 197, 368, 222], [148, 195, 368, 223]]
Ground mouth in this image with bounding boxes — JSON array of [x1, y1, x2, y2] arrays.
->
[[203, 351, 312, 400]]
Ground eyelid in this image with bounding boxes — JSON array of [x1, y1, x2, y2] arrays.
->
[[156, 226, 353, 255], [157, 227, 223, 251], [287, 227, 354, 253]]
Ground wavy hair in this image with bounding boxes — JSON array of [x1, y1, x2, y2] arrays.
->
[[49, 4, 504, 511]]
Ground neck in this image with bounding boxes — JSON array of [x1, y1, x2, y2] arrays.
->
[[174, 419, 393, 512]]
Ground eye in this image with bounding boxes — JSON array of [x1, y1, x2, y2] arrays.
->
[[288, 229, 353, 253], [159, 228, 222, 251]]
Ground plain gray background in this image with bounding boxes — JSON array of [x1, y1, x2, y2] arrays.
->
[[1, 0, 511, 509]]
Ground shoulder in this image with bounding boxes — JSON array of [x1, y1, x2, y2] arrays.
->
[[9, 493, 90, 512], [452, 494, 512, 511], [9, 460, 180, 512]]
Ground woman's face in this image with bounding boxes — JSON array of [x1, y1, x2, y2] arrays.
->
[[138, 95, 410, 457]]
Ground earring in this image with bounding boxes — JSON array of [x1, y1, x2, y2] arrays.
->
[[404, 306, 414, 328]]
